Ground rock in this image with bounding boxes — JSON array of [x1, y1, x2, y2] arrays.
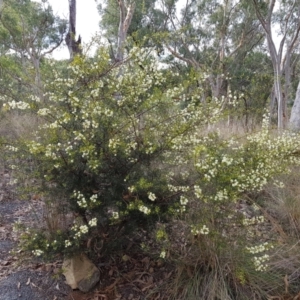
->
[[62, 253, 100, 293]]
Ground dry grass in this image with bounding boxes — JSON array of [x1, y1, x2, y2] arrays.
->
[[0, 110, 41, 141], [265, 168, 300, 239]]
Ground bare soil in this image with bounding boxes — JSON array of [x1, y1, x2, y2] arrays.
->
[[0, 169, 175, 300], [0, 169, 73, 300]]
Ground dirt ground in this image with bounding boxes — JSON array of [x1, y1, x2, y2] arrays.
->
[[0, 169, 174, 300], [0, 168, 74, 300]]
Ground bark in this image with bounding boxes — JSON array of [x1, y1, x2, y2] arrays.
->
[[254, 0, 284, 129], [115, 0, 135, 62], [289, 81, 300, 130], [284, 48, 291, 120], [65, 0, 82, 59], [31, 55, 42, 99], [251, 0, 300, 130]]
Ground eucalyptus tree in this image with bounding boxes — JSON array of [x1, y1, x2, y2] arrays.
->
[[160, 0, 263, 101], [290, 82, 300, 130], [98, 0, 167, 61], [229, 50, 273, 130], [0, 0, 67, 98], [289, 53, 300, 130], [98, 0, 269, 128], [251, 0, 300, 129]]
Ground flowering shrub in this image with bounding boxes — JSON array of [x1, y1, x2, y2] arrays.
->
[[166, 121, 300, 242], [156, 118, 300, 298], [4, 46, 300, 299], [4, 46, 224, 257]]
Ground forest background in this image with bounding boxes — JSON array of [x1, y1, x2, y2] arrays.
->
[[2, 0, 300, 299]]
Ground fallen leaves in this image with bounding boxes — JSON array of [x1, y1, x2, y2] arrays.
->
[[90, 252, 175, 300], [0, 260, 10, 266]]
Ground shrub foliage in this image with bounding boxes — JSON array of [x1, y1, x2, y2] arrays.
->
[[4, 47, 300, 298]]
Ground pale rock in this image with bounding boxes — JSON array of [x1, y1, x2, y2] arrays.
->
[[63, 253, 100, 293]]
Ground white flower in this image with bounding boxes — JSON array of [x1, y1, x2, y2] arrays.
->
[[246, 242, 272, 254], [112, 212, 119, 219], [37, 108, 50, 116], [65, 240, 72, 247], [88, 218, 97, 227], [194, 185, 202, 198], [32, 249, 44, 256], [200, 225, 209, 235], [77, 199, 88, 208], [6, 100, 30, 110], [253, 254, 270, 272], [139, 205, 151, 215], [90, 194, 98, 203], [180, 196, 188, 206], [6, 145, 18, 152], [191, 226, 200, 235], [128, 186, 135, 193], [79, 225, 88, 234], [75, 231, 82, 239], [160, 250, 166, 258], [148, 192, 156, 201]]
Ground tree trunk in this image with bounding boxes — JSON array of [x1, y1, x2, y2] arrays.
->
[[115, 0, 135, 62], [264, 23, 285, 129], [273, 63, 284, 129], [31, 56, 43, 100], [289, 81, 300, 131], [65, 0, 82, 59], [284, 48, 291, 110], [251, 0, 300, 130]]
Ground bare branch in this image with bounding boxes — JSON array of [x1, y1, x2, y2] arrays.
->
[[165, 45, 199, 69]]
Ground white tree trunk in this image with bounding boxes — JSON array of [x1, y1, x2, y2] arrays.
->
[[274, 63, 284, 129], [289, 81, 300, 131], [116, 0, 135, 62], [251, 0, 300, 130], [31, 56, 43, 100]]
